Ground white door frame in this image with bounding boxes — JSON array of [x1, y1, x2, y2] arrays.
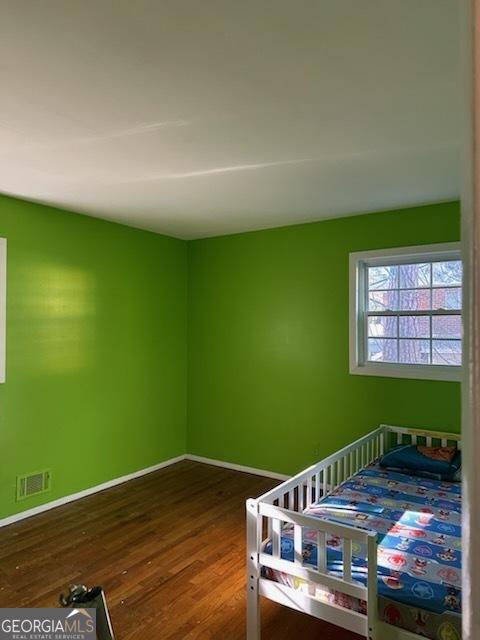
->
[[462, 2, 480, 639]]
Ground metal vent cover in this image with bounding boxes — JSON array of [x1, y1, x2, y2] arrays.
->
[[16, 470, 51, 501]]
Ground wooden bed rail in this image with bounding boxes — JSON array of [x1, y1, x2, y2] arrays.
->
[[247, 496, 378, 639], [381, 424, 462, 449], [259, 502, 374, 590], [259, 427, 385, 510], [247, 424, 461, 640]]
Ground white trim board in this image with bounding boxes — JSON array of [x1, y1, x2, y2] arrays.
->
[[0, 454, 187, 528], [185, 454, 290, 481], [0, 455, 288, 528], [0, 238, 6, 383]]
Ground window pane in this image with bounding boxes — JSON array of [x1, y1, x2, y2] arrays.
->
[[368, 266, 398, 290], [399, 289, 431, 311], [399, 263, 430, 289], [399, 339, 430, 364], [432, 340, 462, 365], [399, 316, 430, 339], [368, 338, 398, 362], [432, 316, 462, 339], [432, 261, 462, 287], [368, 316, 398, 338], [368, 290, 399, 312], [432, 287, 462, 310]]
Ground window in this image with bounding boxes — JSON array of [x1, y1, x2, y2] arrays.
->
[[350, 243, 462, 381], [0, 238, 5, 383]]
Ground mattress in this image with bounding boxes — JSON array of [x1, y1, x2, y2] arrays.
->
[[263, 463, 462, 640]]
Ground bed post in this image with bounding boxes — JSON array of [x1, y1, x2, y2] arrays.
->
[[367, 531, 378, 640], [246, 498, 261, 640]]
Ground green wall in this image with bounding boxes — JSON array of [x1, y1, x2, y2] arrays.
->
[[0, 197, 462, 519], [0, 195, 187, 519], [188, 202, 461, 476]]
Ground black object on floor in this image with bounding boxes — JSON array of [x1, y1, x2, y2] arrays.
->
[[60, 584, 115, 640]]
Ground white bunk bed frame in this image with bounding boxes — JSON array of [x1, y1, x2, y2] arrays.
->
[[246, 424, 462, 640]]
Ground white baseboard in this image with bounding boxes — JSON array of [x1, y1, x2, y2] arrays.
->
[[185, 454, 289, 481], [0, 453, 288, 528], [0, 454, 187, 528]]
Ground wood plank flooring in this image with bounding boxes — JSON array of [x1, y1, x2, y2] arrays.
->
[[0, 460, 360, 639]]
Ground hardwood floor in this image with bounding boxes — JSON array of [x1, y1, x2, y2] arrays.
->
[[0, 460, 360, 639]]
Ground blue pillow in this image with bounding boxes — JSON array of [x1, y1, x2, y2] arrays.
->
[[379, 444, 461, 482]]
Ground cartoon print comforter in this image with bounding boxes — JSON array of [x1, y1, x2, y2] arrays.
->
[[263, 463, 461, 639]]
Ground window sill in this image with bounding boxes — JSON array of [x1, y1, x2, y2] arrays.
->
[[349, 362, 462, 382]]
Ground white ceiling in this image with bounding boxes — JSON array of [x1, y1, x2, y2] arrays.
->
[[0, 1, 461, 239]]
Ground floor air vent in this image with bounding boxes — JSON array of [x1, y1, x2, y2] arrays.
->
[[16, 470, 51, 501]]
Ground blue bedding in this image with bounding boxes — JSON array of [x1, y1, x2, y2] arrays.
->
[[264, 463, 462, 617]]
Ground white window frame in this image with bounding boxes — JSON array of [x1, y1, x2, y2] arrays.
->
[[349, 242, 462, 382], [0, 238, 6, 383]]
